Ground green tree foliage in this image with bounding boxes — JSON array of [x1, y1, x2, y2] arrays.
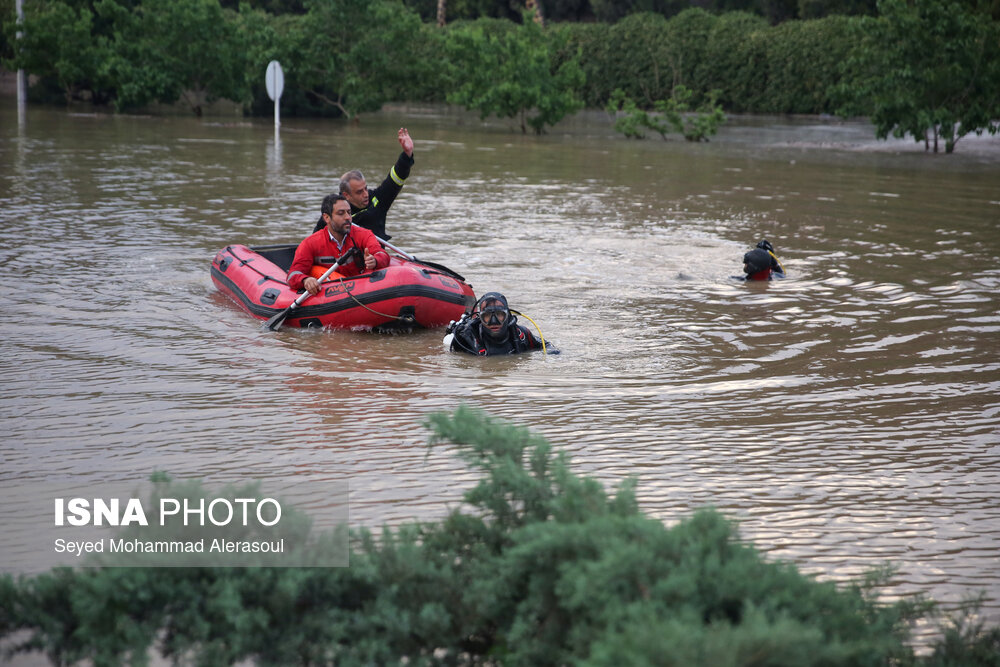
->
[[605, 12, 673, 103], [96, 0, 250, 115], [3, 407, 1000, 665], [661, 8, 717, 100], [287, 0, 426, 119], [551, 21, 614, 107], [757, 15, 856, 113], [587, 0, 875, 23], [557, 9, 885, 118], [351, 0, 886, 23], [838, 0, 1000, 153], [2, 0, 106, 103], [554, 11, 716, 110], [234, 3, 295, 115], [607, 86, 726, 140], [699, 11, 769, 111], [606, 88, 649, 137], [672, 88, 727, 140], [404, 22, 452, 102], [1, 0, 441, 118], [445, 13, 584, 133], [5, 0, 996, 142], [923, 595, 1000, 666], [236, 3, 345, 118], [0, 0, 13, 60]]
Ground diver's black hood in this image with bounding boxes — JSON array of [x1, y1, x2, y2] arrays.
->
[[477, 292, 509, 312], [476, 292, 513, 341], [743, 248, 772, 276]]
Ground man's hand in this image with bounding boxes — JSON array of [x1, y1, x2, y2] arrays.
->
[[398, 127, 413, 156], [303, 277, 320, 295], [364, 249, 377, 271]]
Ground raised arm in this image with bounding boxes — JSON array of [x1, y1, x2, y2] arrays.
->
[[398, 127, 413, 157]]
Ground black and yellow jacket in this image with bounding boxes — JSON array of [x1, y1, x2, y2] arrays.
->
[[313, 151, 414, 240]]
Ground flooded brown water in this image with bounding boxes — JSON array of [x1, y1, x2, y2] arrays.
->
[[2, 103, 999, 642]]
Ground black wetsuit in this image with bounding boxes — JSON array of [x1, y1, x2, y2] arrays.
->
[[448, 317, 541, 356], [313, 152, 415, 240]]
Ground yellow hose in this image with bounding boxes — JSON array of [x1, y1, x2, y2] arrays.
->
[[767, 250, 786, 274], [510, 309, 547, 354]]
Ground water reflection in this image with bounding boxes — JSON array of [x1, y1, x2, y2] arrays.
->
[[1, 104, 998, 640], [267, 132, 282, 182]]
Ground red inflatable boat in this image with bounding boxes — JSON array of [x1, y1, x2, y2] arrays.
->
[[211, 243, 476, 331]]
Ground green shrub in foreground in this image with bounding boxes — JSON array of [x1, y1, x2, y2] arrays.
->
[[2, 406, 999, 665]]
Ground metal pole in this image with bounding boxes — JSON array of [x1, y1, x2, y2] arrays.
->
[[15, 0, 27, 120]]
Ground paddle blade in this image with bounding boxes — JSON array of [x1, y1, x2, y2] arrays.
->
[[262, 249, 349, 331], [264, 306, 293, 331]]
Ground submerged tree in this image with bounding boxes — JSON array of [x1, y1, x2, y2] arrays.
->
[[607, 86, 726, 141], [838, 0, 1000, 153]]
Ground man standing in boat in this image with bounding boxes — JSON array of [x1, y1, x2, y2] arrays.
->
[[289, 193, 390, 295], [313, 128, 415, 241]]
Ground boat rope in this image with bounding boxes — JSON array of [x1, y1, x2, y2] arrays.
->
[[222, 246, 288, 285], [322, 274, 415, 325], [510, 310, 548, 355]]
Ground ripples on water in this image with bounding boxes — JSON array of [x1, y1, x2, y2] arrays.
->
[[1, 107, 998, 640]]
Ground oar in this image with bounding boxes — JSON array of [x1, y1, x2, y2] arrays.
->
[[380, 239, 467, 282], [264, 249, 356, 331], [379, 238, 416, 261]]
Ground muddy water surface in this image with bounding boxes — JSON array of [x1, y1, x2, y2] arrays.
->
[[1, 104, 998, 644]]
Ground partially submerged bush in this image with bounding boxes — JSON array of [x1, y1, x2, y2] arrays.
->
[[1, 406, 997, 665], [607, 87, 726, 141]]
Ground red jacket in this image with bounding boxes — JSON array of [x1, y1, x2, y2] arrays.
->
[[286, 225, 389, 291]]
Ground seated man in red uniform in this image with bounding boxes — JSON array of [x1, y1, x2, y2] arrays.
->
[[287, 193, 390, 296]]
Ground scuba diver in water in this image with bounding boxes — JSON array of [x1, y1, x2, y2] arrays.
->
[[741, 239, 786, 281], [444, 292, 556, 356]]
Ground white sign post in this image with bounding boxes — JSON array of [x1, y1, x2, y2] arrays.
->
[[265, 61, 284, 130]]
